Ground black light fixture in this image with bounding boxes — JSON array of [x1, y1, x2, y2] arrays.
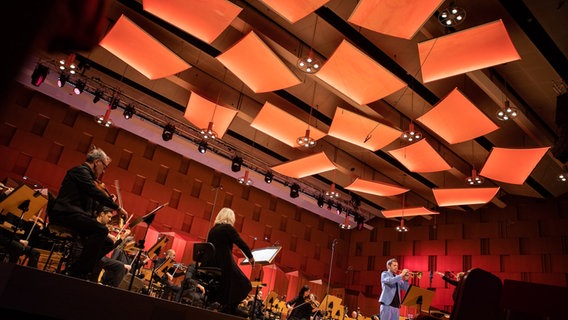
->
[[31, 64, 49, 87], [264, 171, 273, 184], [231, 156, 243, 172], [290, 183, 300, 198], [336, 203, 343, 214], [74, 80, 86, 95], [198, 139, 207, 154], [109, 97, 120, 110], [350, 194, 361, 208], [123, 105, 135, 119], [355, 214, 365, 231], [162, 124, 175, 141], [57, 73, 69, 88], [92, 90, 103, 103], [317, 195, 325, 208]]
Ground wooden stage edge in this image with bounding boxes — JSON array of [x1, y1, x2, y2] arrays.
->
[[0, 263, 239, 320]]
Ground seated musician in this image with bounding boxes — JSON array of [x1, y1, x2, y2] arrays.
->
[[0, 211, 40, 268], [177, 262, 206, 305], [248, 290, 270, 320], [287, 285, 319, 320], [49, 147, 128, 279], [154, 249, 185, 300]]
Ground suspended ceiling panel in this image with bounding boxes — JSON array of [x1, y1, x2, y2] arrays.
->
[[345, 177, 409, 197], [416, 88, 500, 144], [388, 139, 452, 173], [183, 91, 238, 139], [381, 207, 439, 218], [258, 0, 330, 23], [328, 107, 401, 151], [271, 152, 336, 178], [348, 0, 444, 39], [419, 20, 521, 83], [433, 187, 500, 207], [142, 0, 242, 44], [99, 15, 190, 79], [250, 101, 326, 147], [480, 147, 550, 185], [216, 31, 301, 93], [316, 40, 406, 105]]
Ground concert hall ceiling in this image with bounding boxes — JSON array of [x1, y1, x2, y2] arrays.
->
[[19, 0, 568, 224]]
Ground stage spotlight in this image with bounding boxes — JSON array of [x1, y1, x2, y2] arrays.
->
[[31, 64, 49, 87], [355, 215, 365, 231], [231, 156, 243, 172], [162, 124, 175, 141], [92, 90, 103, 103], [336, 203, 343, 214], [290, 183, 300, 198], [317, 196, 324, 208], [57, 73, 69, 88], [123, 105, 135, 119], [198, 139, 207, 154], [264, 171, 273, 184], [109, 97, 120, 110], [73, 80, 85, 95], [351, 194, 361, 208]]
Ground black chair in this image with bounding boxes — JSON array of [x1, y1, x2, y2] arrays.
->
[[192, 242, 222, 308]]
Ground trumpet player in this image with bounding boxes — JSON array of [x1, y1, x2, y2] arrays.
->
[[378, 258, 410, 320]]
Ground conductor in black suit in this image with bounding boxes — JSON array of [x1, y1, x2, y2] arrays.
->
[[205, 207, 255, 316]]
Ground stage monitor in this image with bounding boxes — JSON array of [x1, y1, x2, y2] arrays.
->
[[241, 246, 281, 265]]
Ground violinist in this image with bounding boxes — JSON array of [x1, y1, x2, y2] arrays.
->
[[154, 249, 185, 300], [49, 147, 128, 280], [286, 285, 319, 320]]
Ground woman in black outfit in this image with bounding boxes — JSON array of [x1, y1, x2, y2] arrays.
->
[[205, 207, 255, 316], [286, 285, 319, 320]]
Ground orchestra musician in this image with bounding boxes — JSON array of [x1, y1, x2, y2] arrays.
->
[[48, 147, 128, 280], [378, 258, 410, 320], [436, 271, 465, 301], [154, 249, 185, 300], [177, 262, 206, 305], [286, 285, 319, 320], [203, 207, 255, 317]]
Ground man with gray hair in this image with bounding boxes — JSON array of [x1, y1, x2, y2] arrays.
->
[[378, 258, 410, 320], [50, 147, 128, 279]]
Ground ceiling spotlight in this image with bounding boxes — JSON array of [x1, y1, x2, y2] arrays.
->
[[96, 109, 113, 127], [92, 90, 103, 103], [123, 105, 135, 119], [558, 173, 567, 182], [264, 171, 273, 184], [57, 73, 69, 88], [396, 219, 408, 232], [200, 121, 217, 140], [438, 4, 466, 27], [317, 195, 324, 208], [162, 124, 175, 141], [326, 200, 333, 210], [336, 203, 343, 214], [339, 213, 352, 230], [465, 168, 485, 185], [73, 80, 85, 95], [401, 122, 422, 143], [238, 170, 253, 186], [31, 64, 49, 87], [325, 183, 340, 199], [290, 183, 300, 198], [109, 97, 120, 110], [297, 51, 322, 74], [198, 139, 207, 154], [355, 215, 365, 231], [231, 156, 243, 172], [297, 129, 317, 148], [496, 100, 519, 121]]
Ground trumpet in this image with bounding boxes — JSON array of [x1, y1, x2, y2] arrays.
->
[[400, 271, 423, 279]]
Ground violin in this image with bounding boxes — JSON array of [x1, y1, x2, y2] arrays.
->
[[95, 179, 113, 198], [306, 294, 320, 309]]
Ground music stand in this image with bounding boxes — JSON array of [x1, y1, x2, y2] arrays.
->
[[240, 246, 281, 320], [127, 203, 167, 291], [0, 184, 47, 237], [401, 285, 435, 315]]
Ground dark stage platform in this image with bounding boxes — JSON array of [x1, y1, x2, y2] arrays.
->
[[0, 263, 238, 320]]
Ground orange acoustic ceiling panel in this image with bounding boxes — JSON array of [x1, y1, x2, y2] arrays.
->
[[143, 0, 242, 44], [416, 88, 499, 144], [271, 152, 336, 179], [250, 101, 326, 147], [316, 40, 406, 105], [217, 31, 301, 93], [99, 15, 190, 80], [184, 91, 238, 139], [345, 177, 409, 197], [348, 0, 444, 39], [433, 187, 500, 207], [388, 139, 451, 172], [259, 0, 330, 23], [480, 147, 549, 185], [382, 207, 439, 218], [328, 107, 401, 151], [418, 20, 520, 83]]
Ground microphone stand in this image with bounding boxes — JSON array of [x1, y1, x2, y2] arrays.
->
[[323, 239, 337, 320]]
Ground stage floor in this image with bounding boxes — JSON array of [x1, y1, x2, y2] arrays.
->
[[0, 263, 239, 320]]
